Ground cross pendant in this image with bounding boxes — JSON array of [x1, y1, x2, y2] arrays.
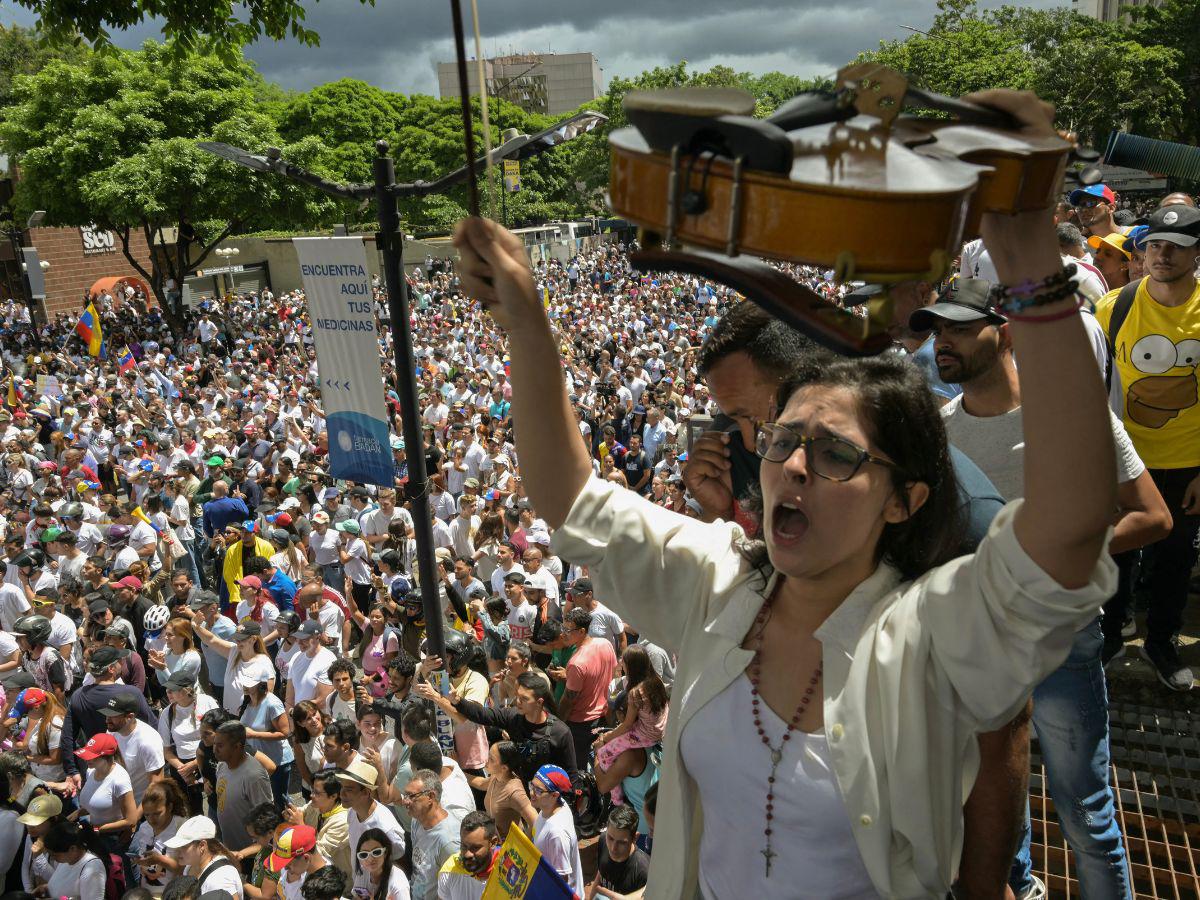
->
[[762, 845, 777, 877]]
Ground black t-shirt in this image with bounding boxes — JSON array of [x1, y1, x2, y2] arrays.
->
[[622, 450, 651, 492], [598, 839, 650, 893]]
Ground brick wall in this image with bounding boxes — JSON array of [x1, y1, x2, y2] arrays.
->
[[29, 226, 155, 319]]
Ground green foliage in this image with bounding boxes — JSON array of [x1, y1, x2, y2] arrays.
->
[[0, 41, 339, 331], [0, 23, 87, 110], [13, 0, 372, 63], [862, 0, 1186, 146], [1127, 0, 1200, 144]]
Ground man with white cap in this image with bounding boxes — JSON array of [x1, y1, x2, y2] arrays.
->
[[164, 815, 243, 898], [334, 758, 406, 859]]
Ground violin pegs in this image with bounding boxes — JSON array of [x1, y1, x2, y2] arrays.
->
[[1071, 147, 1101, 163]]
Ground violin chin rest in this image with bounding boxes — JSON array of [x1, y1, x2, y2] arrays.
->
[[630, 248, 893, 358]]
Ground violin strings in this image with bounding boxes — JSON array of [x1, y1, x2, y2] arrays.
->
[[469, 0, 495, 221], [448, 0, 481, 217]]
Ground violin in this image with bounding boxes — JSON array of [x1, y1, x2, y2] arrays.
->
[[608, 62, 1093, 355]]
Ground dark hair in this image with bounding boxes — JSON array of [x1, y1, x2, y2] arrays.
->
[[494, 741, 524, 777], [485, 597, 507, 618], [622, 644, 668, 715], [409, 740, 442, 773], [741, 355, 963, 581], [387, 652, 417, 680], [246, 801, 283, 839], [201, 707, 234, 730], [507, 639, 532, 662], [607, 804, 639, 835], [353, 829, 394, 900], [301, 865, 349, 900], [161, 877, 200, 900], [311, 769, 342, 800], [328, 658, 357, 681], [291, 700, 324, 745], [460, 810, 498, 842], [243, 557, 270, 576], [401, 705, 436, 742], [324, 718, 359, 750], [565, 607, 592, 633], [43, 820, 107, 858], [515, 670, 558, 718], [698, 301, 818, 378], [215, 720, 247, 747]]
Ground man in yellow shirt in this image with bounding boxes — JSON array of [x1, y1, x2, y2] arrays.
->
[[1095, 203, 1200, 690]]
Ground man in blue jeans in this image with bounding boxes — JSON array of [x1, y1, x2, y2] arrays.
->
[[918, 281, 1172, 899]]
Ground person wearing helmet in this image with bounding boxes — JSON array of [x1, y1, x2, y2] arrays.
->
[[273, 611, 303, 684], [22, 502, 56, 549], [105, 524, 140, 571], [416, 630, 492, 785], [14, 548, 56, 604], [14, 614, 70, 701]]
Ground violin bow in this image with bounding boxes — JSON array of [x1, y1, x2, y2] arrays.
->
[[448, 0, 495, 219]]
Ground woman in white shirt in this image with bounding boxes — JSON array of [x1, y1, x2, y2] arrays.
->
[[43, 820, 107, 900], [75, 732, 137, 845], [452, 110, 1120, 900], [19, 687, 65, 786], [128, 778, 189, 893], [150, 619, 203, 688], [192, 618, 276, 713], [158, 670, 218, 809], [351, 828, 410, 900], [164, 815, 244, 900]]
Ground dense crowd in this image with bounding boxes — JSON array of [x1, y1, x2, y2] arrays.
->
[[0, 168, 1195, 900]]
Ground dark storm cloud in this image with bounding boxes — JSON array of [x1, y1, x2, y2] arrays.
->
[[0, 0, 1066, 94]]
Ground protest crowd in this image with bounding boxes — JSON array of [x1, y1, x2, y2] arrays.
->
[[0, 161, 1196, 900]]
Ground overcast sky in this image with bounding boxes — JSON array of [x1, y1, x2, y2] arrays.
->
[[1, 0, 1069, 96]]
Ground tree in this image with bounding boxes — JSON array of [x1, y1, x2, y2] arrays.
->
[[0, 42, 338, 334], [0, 23, 87, 110], [12, 0, 371, 61], [1127, 0, 1200, 145]]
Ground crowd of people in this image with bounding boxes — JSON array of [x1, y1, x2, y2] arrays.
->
[[0, 101, 1196, 900]]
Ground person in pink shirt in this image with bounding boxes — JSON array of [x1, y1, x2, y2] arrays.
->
[[557, 607, 617, 768]]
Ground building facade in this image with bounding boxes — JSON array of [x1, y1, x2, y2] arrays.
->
[[436, 52, 603, 116], [1072, 0, 1161, 20]]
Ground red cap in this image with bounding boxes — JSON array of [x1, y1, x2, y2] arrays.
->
[[115, 575, 143, 590], [266, 824, 317, 872], [22, 687, 47, 708], [238, 575, 263, 590], [76, 732, 119, 760]]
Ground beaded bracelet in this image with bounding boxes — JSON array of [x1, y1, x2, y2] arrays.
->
[[1004, 295, 1085, 323], [994, 264, 1079, 315]]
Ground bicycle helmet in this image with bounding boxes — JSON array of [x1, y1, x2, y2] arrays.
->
[[13, 614, 52, 645], [143, 604, 171, 632], [106, 524, 131, 544], [59, 502, 84, 519]]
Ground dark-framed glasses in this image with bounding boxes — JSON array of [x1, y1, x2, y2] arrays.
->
[[755, 422, 898, 482]]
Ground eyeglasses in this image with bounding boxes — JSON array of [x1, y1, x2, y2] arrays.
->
[[400, 789, 431, 803], [528, 783, 550, 797], [356, 847, 387, 861], [755, 423, 898, 482], [1073, 197, 1102, 209]]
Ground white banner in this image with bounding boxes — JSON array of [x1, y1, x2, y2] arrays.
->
[[294, 237, 393, 487]]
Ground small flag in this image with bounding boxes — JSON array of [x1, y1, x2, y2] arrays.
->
[[542, 286, 550, 309], [118, 346, 136, 374], [481, 822, 577, 899], [6, 374, 17, 409], [503, 352, 511, 377], [74, 302, 103, 357]]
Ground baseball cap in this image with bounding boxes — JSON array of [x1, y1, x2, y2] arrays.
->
[[1086, 232, 1131, 259], [335, 520, 361, 535], [206, 455, 224, 466], [189, 590, 220, 610], [76, 732, 120, 759], [503, 571, 527, 585], [238, 575, 263, 590], [165, 669, 197, 692], [528, 529, 551, 545], [569, 577, 593, 594], [266, 825, 317, 873], [334, 759, 378, 790], [319, 487, 340, 502], [39, 526, 65, 543], [843, 283, 884, 308], [1143, 204, 1200, 248], [98, 693, 139, 717], [297, 620, 322, 638], [278, 497, 301, 511], [311, 510, 330, 525], [908, 278, 1006, 332], [269, 528, 291, 544], [462, 477, 480, 490], [1068, 183, 1116, 206], [234, 621, 262, 641], [18, 792, 62, 826], [114, 575, 143, 591], [1127, 224, 1151, 251], [163, 815, 218, 848], [266, 511, 293, 527], [89, 646, 130, 671], [87, 598, 111, 616]]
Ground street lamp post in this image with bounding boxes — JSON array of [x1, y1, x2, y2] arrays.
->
[[199, 108, 605, 657], [214, 246, 240, 298]]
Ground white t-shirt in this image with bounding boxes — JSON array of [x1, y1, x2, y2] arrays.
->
[[348, 801, 407, 859], [316, 602, 346, 654], [506, 600, 537, 642], [158, 694, 219, 759], [186, 855, 244, 899], [46, 850, 106, 900], [130, 814, 185, 893], [0, 582, 30, 631], [942, 400, 1143, 500], [115, 720, 166, 804], [351, 864, 411, 900], [344, 537, 372, 585], [223, 648, 276, 713], [27, 714, 64, 781], [533, 806, 585, 896], [79, 762, 134, 825], [289, 646, 335, 704]]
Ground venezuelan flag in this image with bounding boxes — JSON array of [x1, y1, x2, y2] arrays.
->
[[118, 346, 136, 374], [482, 823, 577, 899], [74, 302, 103, 357]]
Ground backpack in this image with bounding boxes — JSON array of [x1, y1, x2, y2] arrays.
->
[[84, 850, 125, 900], [1104, 278, 1141, 392]]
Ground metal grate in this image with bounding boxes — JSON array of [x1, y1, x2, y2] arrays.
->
[[1028, 699, 1200, 898]]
